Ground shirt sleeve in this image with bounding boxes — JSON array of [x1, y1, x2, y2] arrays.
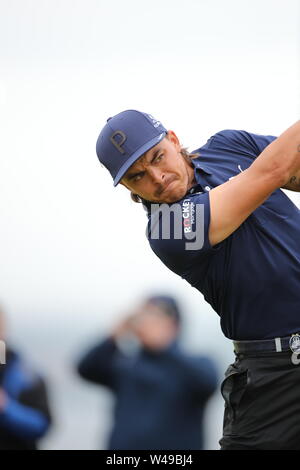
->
[[76, 337, 119, 390], [0, 395, 50, 440], [146, 191, 216, 278], [209, 129, 277, 158]]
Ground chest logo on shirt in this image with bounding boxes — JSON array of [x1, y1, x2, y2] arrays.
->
[[182, 199, 194, 233], [228, 164, 244, 181]]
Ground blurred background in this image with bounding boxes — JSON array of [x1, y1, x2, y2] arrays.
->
[[0, 0, 299, 450]]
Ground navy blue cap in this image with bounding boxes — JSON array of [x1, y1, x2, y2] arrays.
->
[[96, 109, 168, 186]]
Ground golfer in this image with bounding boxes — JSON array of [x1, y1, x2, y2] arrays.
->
[[95, 110, 300, 450]]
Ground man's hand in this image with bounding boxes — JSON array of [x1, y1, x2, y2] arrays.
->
[[111, 313, 138, 340]]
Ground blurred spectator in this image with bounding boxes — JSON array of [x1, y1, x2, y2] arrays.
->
[[0, 306, 52, 450], [76, 295, 218, 450]]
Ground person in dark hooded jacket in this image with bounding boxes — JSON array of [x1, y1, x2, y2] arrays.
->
[[77, 295, 218, 450]]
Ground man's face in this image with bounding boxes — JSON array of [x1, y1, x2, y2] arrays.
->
[[130, 302, 178, 350], [120, 131, 195, 203]]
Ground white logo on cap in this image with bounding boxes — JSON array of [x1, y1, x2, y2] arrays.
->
[[147, 114, 161, 128]]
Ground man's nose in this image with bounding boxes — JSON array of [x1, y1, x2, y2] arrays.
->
[[148, 167, 165, 183]]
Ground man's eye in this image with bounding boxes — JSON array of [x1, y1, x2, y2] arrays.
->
[[133, 174, 143, 182], [155, 154, 163, 162]]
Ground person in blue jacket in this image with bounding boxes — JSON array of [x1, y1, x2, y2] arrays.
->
[[77, 295, 218, 450], [0, 307, 52, 450]]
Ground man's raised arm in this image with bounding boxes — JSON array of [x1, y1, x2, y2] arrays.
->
[[208, 120, 300, 246]]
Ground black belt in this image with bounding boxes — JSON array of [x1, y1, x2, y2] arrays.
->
[[233, 333, 300, 354]]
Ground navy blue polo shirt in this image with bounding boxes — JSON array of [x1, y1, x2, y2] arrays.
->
[[143, 129, 300, 341]]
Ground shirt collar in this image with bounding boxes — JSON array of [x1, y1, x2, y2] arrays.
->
[[190, 156, 212, 175]]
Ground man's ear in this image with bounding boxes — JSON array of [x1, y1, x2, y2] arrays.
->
[[166, 130, 180, 150]]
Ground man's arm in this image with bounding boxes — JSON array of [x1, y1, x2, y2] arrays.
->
[[77, 337, 119, 388], [208, 120, 300, 246], [0, 397, 50, 440]]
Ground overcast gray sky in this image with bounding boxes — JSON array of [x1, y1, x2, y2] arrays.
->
[[1, 0, 299, 325], [0, 0, 299, 343]]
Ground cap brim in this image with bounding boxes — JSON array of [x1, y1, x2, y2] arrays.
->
[[113, 132, 167, 186]]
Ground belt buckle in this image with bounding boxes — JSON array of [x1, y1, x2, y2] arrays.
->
[[289, 333, 300, 353]]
